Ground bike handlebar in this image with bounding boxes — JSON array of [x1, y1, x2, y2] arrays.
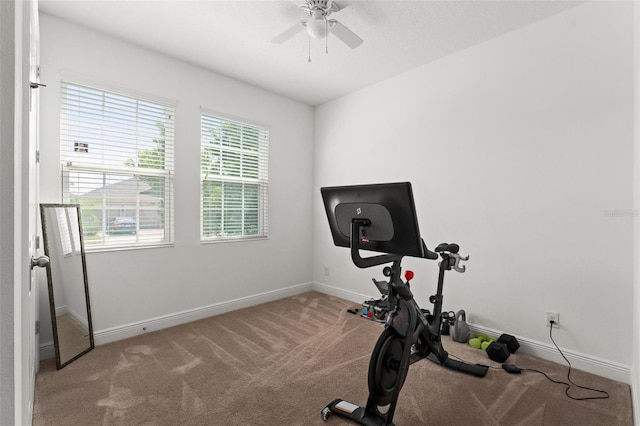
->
[[448, 252, 469, 273], [435, 243, 469, 272]]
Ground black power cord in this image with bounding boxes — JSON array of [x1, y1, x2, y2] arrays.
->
[[449, 323, 610, 401], [520, 321, 609, 401]]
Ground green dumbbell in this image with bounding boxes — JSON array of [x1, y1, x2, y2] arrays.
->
[[475, 333, 488, 342], [469, 338, 482, 349]]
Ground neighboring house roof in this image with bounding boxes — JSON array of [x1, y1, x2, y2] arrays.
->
[[81, 177, 161, 206]]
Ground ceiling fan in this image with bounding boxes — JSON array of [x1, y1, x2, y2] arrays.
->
[[272, 0, 363, 61]]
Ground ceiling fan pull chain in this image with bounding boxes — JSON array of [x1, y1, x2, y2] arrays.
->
[[308, 35, 312, 63], [325, 18, 329, 54]]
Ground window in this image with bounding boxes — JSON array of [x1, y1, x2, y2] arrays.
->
[[200, 112, 268, 241], [60, 82, 175, 250]]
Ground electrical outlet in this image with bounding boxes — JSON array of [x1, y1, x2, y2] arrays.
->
[[546, 311, 559, 328]]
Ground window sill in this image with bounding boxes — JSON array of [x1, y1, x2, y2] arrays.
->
[[200, 235, 268, 245], [84, 242, 175, 254]]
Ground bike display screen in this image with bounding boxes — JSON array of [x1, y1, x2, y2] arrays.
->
[[321, 182, 425, 258]]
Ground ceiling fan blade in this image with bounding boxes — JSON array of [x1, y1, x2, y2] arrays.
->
[[271, 21, 307, 44], [328, 20, 363, 49], [331, 1, 358, 12]]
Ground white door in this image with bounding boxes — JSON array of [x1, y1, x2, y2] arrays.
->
[[19, 0, 42, 422], [0, 0, 39, 424], [28, 0, 41, 385]]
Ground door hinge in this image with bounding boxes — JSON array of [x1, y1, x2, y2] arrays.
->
[[36, 150, 40, 163], [36, 235, 40, 250], [35, 320, 40, 334]]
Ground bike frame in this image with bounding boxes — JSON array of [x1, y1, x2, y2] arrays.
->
[[322, 220, 487, 426]]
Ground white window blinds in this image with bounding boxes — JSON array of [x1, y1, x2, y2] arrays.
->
[[200, 113, 269, 241], [54, 206, 81, 256], [60, 81, 175, 250], [55, 207, 74, 256]]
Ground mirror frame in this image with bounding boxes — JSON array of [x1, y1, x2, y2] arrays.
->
[[40, 203, 95, 369]]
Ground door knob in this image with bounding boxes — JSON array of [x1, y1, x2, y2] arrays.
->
[[30, 255, 49, 270]]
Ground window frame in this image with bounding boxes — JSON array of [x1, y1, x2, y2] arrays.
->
[[59, 80, 176, 252], [200, 110, 269, 243]]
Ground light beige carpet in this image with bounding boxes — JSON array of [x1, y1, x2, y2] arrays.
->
[[33, 291, 632, 425]]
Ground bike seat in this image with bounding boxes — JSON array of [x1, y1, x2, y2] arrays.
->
[[435, 243, 460, 254]]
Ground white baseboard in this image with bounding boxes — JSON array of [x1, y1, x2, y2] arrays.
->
[[93, 282, 313, 346], [39, 341, 55, 361], [468, 324, 632, 384], [39, 280, 632, 386], [65, 309, 89, 333], [56, 304, 89, 331], [312, 282, 632, 384], [39, 282, 314, 360], [311, 282, 373, 305]]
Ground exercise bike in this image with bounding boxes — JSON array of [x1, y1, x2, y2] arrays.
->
[[320, 182, 488, 426]]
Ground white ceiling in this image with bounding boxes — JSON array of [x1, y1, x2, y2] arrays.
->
[[38, 0, 583, 106]]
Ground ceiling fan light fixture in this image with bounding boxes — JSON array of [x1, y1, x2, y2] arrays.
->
[[306, 16, 328, 39], [271, 0, 363, 59]]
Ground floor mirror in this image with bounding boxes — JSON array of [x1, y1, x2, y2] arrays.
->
[[40, 203, 95, 369]]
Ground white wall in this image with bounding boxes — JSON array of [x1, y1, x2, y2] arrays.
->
[[38, 15, 314, 346], [313, 1, 634, 382]]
